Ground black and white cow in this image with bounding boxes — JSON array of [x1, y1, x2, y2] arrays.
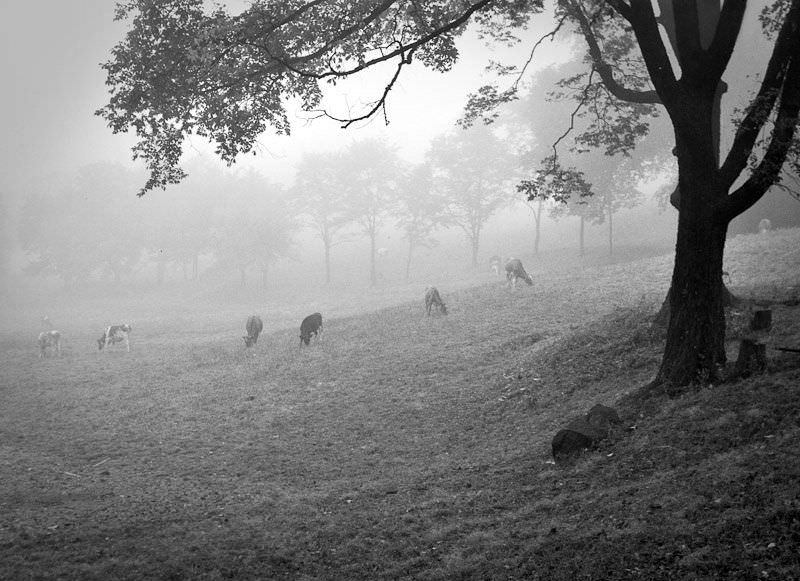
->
[[758, 218, 772, 233], [505, 258, 533, 289], [38, 330, 62, 358], [424, 286, 447, 316], [300, 312, 323, 346], [98, 324, 132, 352], [243, 315, 264, 348], [489, 255, 502, 276]]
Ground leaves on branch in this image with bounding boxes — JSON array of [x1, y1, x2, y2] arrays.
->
[[517, 155, 594, 205]]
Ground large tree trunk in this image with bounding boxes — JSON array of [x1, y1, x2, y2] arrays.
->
[[654, 124, 729, 389], [655, 214, 728, 388]]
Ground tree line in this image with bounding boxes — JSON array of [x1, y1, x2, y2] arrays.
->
[[16, 120, 661, 289]]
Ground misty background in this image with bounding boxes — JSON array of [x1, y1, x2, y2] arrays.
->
[[1, 1, 798, 334]]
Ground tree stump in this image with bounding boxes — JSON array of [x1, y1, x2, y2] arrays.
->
[[734, 310, 772, 378]]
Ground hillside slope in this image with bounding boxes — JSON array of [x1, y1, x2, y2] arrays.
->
[[0, 230, 798, 580]]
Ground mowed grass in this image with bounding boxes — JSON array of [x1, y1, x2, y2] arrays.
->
[[1, 231, 800, 580]]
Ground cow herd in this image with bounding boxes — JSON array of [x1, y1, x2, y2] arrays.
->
[[36, 317, 134, 358], [35, 257, 533, 358]]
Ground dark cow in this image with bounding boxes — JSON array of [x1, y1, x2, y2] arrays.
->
[[38, 330, 62, 358], [300, 312, 323, 346], [489, 255, 502, 276], [243, 315, 264, 348], [424, 286, 447, 316], [505, 258, 533, 289], [98, 324, 132, 352]]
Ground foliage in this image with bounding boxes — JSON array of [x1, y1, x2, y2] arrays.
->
[[98, 0, 544, 194]]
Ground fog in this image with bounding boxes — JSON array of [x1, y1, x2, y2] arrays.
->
[[1, 1, 796, 336]]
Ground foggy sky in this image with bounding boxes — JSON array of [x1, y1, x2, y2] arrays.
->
[[0, 1, 568, 206]]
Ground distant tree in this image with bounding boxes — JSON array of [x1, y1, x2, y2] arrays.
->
[[144, 161, 221, 284], [74, 164, 145, 283], [519, 157, 599, 257], [18, 163, 145, 287], [396, 162, 451, 280], [292, 151, 353, 284], [431, 125, 517, 268], [213, 172, 294, 287], [340, 139, 401, 286]]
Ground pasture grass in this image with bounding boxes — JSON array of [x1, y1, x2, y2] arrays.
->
[[1, 231, 800, 579]]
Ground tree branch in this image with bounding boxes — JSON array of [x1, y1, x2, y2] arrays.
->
[[569, 0, 662, 104], [672, 0, 703, 75], [706, 0, 748, 82], [719, 0, 800, 188], [625, 0, 679, 103], [719, 52, 800, 222]]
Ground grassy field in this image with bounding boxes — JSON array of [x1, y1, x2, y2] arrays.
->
[[1, 231, 799, 580]]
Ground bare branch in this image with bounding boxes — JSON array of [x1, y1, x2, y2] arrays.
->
[[719, 0, 800, 188], [568, 0, 662, 104], [720, 52, 800, 222]]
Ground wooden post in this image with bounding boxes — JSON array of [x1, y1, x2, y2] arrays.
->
[[734, 310, 772, 378]]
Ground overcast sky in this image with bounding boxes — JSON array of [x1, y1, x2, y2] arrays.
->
[[0, 1, 572, 203]]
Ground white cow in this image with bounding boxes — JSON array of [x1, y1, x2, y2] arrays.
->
[[38, 330, 62, 358], [98, 324, 132, 352]]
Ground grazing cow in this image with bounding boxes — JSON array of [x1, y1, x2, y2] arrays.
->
[[300, 313, 323, 346], [243, 315, 264, 348], [489, 255, 502, 276], [758, 218, 772, 233], [424, 286, 447, 316], [38, 330, 62, 358], [98, 324, 132, 352], [505, 258, 533, 289]]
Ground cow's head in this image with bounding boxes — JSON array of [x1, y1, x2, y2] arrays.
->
[[300, 333, 311, 346], [243, 335, 257, 348], [97, 336, 106, 350]]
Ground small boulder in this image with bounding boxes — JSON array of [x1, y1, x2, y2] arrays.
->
[[551, 419, 604, 461], [585, 404, 621, 435]]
